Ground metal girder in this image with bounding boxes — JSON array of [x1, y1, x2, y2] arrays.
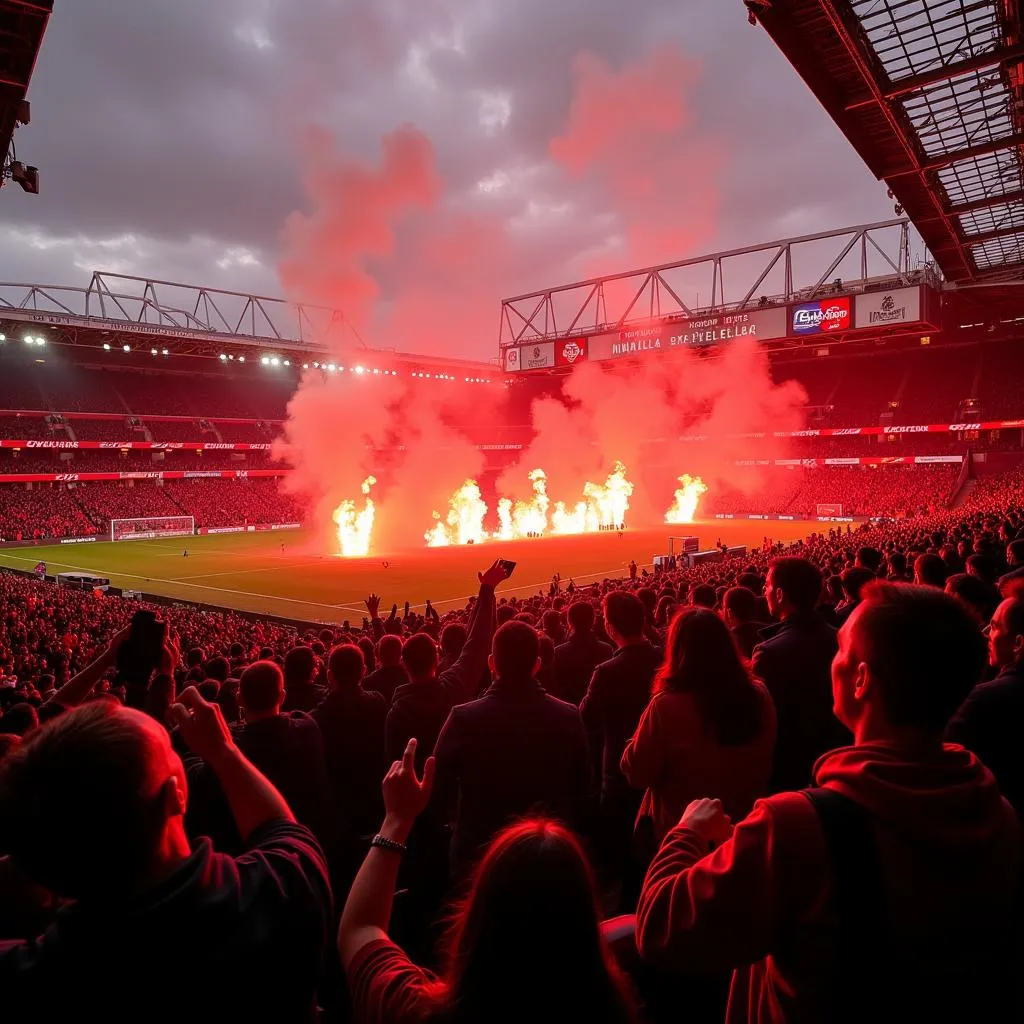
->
[[0, 272, 365, 352], [816, 0, 976, 280], [964, 224, 1024, 246], [499, 218, 916, 347], [846, 40, 1024, 110]]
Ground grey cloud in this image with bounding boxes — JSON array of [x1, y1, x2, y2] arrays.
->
[[0, 0, 890, 319]]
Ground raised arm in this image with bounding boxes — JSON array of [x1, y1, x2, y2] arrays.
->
[[439, 561, 504, 699], [47, 625, 130, 709], [171, 686, 293, 842], [338, 738, 435, 968]]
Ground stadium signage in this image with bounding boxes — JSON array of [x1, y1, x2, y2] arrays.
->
[[583, 307, 788, 364], [883, 425, 929, 434], [556, 338, 587, 365], [521, 342, 555, 370], [503, 347, 519, 371], [59, 536, 97, 544], [1, 440, 272, 451], [790, 297, 852, 335], [854, 287, 920, 329]]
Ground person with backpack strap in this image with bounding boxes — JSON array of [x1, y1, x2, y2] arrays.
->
[[635, 582, 1023, 1024]]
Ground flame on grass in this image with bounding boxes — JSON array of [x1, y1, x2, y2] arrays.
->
[[665, 474, 707, 524], [334, 476, 376, 556]]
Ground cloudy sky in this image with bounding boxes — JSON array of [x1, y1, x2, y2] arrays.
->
[[1, 0, 903, 356]]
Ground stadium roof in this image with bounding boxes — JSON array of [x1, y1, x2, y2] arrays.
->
[[750, 0, 1024, 283], [0, 0, 51, 168]]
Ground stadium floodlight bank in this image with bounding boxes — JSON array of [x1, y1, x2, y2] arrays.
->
[[110, 516, 195, 542]]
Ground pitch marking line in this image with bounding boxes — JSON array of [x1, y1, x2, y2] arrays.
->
[[0, 553, 351, 616], [172, 558, 333, 582]]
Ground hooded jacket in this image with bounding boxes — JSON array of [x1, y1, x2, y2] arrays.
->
[[636, 742, 1022, 1023]]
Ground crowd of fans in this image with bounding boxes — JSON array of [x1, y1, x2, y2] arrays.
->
[[0, 478, 297, 539], [0, 466, 1023, 1020], [162, 478, 304, 528], [705, 464, 959, 518]]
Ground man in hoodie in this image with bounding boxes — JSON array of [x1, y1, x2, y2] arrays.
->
[[947, 595, 1024, 815], [636, 583, 1022, 1023], [752, 557, 850, 792]]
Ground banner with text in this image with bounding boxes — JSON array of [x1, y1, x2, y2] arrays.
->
[[854, 286, 922, 330], [587, 307, 788, 363]]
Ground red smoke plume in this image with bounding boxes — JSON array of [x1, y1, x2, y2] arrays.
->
[[274, 44, 797, 549]]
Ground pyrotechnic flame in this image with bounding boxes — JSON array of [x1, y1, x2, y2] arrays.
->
[[425, 479, 489, 547], [496, 468, 550, 540], [665, 474, 707, 524], [584, 461, 633, 529], [334, 475, 376, 556], [550, 462, 634, 534]]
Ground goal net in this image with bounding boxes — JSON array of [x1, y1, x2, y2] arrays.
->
[[110, 516, 195, 542]]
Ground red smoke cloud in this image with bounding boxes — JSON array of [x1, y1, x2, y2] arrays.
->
[[499, 340, 806, 523], [550, 46, 720, 271], [274, 44, 796, 550], [278, 124, 442, 342]]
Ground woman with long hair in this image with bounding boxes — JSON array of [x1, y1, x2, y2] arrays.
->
[[621, 607, 776, 844], [340, 738, 637, 1024]]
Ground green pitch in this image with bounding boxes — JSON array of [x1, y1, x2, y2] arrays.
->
[[0, 521, 815, 624]]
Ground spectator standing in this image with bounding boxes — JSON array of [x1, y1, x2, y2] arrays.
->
[[312, 645, 387, 841], [339, 739, 636, 1024], [636, 584, 1022, 1023], [621, 608, 775, 846], [186, 660, 335, 858], [947, 596, 1024, 815], [552, 600, 614, 705], [581, 592, 662, 887], [752, 557, 849, 793], [364, 634, 407, 706], [0, 691, 331, 1022], [386, 563, 500, 770], [432, 621, 593, 878], [722, 586, 768, 660], [282, 645, 325, 713]]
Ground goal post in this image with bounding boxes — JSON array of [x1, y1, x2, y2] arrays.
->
[[110, 516, 195, 542]]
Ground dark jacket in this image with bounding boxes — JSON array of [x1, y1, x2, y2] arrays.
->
[[731, 620, 770, 661], [433, 678, 592, 876], [282, 679, 326, 714], [185, 713, 335, 856], [752, 612, 850, 793], [386, 583, 496, 771], [580, 641, 663, 801], [312, 686, 388, 838], [947, 660, 1024, 815], [0, 821, 331, 1024], [363, 664, 408, 706], [552, 631, 614, 705]]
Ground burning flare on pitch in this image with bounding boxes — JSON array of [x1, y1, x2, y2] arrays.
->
[[551, 461, 634, 534], [496, 468, 550, 540], [334, 476, 376, 556], [665, 474, 707, 524], [425, 479, 489, 547]]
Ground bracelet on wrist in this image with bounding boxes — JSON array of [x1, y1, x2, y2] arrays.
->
[[370, 833, 408, 856]]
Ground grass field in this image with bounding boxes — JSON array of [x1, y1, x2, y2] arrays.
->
[[0, 520, 816, 624]]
